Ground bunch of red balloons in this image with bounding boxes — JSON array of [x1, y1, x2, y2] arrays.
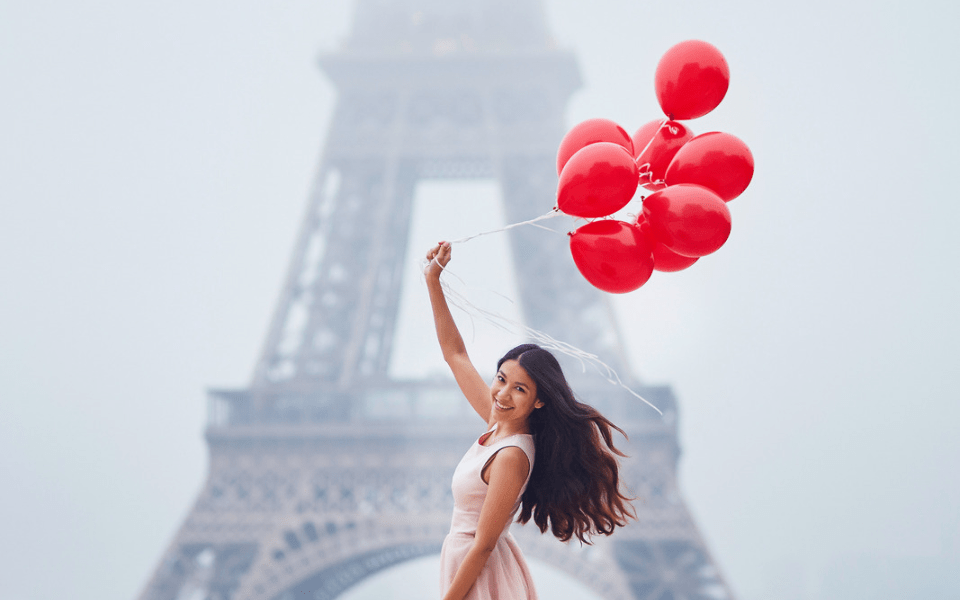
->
[[559, 40, 755, 294]]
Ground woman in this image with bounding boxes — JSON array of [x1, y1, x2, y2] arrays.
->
[[425, 242, 635, 600]]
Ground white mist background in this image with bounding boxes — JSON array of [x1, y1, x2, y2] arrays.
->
[[1, 1, 958, 599]]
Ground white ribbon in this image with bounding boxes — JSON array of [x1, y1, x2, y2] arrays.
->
[[423, 242, 662, 415]]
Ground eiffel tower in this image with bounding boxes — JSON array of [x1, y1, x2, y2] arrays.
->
[[137, 1, 736, 599]]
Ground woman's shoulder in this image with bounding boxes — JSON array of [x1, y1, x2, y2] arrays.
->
[[482, 443, 532, 486], [490, 433, 535, 463], [492, 444, 530, 470]]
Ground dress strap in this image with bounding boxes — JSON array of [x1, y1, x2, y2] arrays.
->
[[489, 435, 534, 468], [481, 434, 535, 485]]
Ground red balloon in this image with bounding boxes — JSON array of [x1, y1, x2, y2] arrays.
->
[[557, 142, 639, 219], [642, 184, 731, 257], [569, 220, 654, 293], [635, 214, 699, 272], [556, 118, 634, 175], [631, 119, 695, 191], [652, 240, 700, 272], [665, 131, 754, 202], [655, 40, 730, 120]]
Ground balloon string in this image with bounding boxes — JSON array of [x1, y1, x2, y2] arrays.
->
[[633, 119, 673, 185], [640, 176, 666, 188], [446, 208, 565, 245], [416, 161, 661, 414], [421, 260, 662, 415]]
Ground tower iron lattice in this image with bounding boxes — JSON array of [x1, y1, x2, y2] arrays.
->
[[137, 1, 735, 599]]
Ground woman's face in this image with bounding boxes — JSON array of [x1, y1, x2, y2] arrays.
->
[[491, 359, 543, 428]]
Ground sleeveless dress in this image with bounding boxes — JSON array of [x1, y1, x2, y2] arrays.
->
[[439, 425, 538, 599]]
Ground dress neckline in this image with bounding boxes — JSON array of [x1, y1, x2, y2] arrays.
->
[[477, 426, 532, 448]]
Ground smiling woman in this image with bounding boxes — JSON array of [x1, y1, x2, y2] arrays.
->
[[424, 242, 634, 600]]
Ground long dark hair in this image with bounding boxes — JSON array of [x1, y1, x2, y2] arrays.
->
[[498, 344, 635, 544]]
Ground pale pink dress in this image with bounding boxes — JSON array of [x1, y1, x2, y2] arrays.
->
[[439, 425, 538, 599]]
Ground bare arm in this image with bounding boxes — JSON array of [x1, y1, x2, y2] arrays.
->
[[441, 447, 530, 600], [425, 242, 492, 423]]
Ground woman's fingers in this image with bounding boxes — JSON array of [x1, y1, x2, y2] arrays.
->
[[425, 241, 452, 275], [437, 243, 451, 265]]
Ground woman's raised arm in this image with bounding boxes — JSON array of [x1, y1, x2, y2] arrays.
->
[[425, 242, 492, 423]]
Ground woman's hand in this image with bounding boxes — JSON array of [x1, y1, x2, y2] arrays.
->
[[441, 447, 530, 600], [425, 241, 452, 278]]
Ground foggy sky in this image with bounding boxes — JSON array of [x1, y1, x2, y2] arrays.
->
[[1, 1, 958, 599]]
